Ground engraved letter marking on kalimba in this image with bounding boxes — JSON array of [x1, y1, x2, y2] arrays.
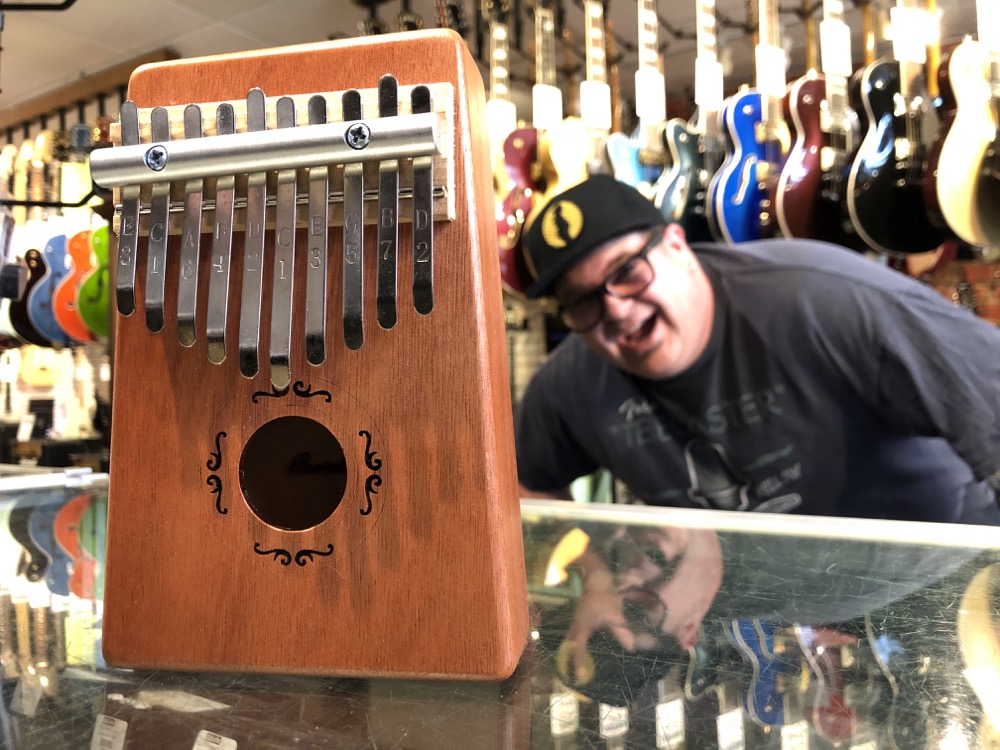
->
[[177, 104, 204, 348], [238, 88, 269, 377], [206, 103, 237, 365]]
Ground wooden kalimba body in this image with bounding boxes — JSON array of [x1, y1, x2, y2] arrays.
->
[[90, 31, 528, 679]]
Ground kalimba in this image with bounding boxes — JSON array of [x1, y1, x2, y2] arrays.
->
[[90, 30, 528, 679]]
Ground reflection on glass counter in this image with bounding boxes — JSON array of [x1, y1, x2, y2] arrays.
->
[[0, 474, 999, 749]]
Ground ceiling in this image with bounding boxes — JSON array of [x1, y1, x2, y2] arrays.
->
[[0, 0, 981, 126]]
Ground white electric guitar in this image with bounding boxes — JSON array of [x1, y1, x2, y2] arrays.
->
[[935, 0, 997, 247]]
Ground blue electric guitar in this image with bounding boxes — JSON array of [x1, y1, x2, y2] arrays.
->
[[26, 232, 74, 346], [709, 89, 767, 244], [28, 492, 73, 598], [602, 0, 667, 195], [723, 618, 801, 728]]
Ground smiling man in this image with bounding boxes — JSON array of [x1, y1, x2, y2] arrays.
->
[[515, 174, 1000, 524]]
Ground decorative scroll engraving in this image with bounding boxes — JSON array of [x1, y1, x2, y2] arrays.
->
[[206, 431, 227, 471], [253, 543, 291, 566], [359, 429, 383, 516], [207, 475, 227, 515], [251, 385, 290, 403], [206, 431, 227, 514], [292, 381, 332, 402], [251, 381, 331, 403], [294, 545, 335, 566], [253, 542, 335, 567]]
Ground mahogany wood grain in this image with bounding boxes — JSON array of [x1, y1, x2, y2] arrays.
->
[[103, 30, 529, 680]]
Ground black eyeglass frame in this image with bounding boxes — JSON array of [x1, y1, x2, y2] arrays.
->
[[557, 226, 665, 333]]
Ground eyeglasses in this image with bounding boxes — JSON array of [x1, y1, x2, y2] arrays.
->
[[558, 228, 663, 333]]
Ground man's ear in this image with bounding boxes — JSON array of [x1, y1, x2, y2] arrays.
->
[[663, 222, 688, 252]]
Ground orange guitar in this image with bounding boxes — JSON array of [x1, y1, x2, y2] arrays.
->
[[53, 229, 98, 343]]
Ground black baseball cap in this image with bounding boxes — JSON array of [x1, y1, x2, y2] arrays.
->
[[522, 174, 666, 299]]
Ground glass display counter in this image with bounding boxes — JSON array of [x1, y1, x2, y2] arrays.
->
[[0, 471, 998, 749]]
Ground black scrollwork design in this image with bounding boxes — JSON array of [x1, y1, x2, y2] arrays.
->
[[206, 431, 227, 471], [362, 475, 382, 516], [292, 381, 332, 402], [358, 430, 383, 516], [293, 544, 335, 566], [253, 543, 292, 566], [358, 430, 383, 470], [251, 385, 290, 403], [206, 474, 227, 515]]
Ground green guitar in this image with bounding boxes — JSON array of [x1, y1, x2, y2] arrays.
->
[[78, 224, 109, 340]]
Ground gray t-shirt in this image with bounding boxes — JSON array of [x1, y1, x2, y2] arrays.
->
[[516, 240, 1000, 521]]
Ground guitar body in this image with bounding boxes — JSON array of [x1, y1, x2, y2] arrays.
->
[[936, 40, 1000, 245], [723, 618, 798, 727], [77, 225, 110, 340], [709, 90, 766, 244], [653, 119, 715, 242], [28, 495, 73, 598], [815, 70, 868, 252], [9, 249, 54, 347], [847, 59, 944, 255], [27, 233, 73, 346], [603, 132, 660, 197], [53, 229, 98, 343], [497, 127, 538, 297], [776, 75, 826, 239], [527, 116, 592, 229], [78, 497, 107, 600], [54, 492, 98, 599]]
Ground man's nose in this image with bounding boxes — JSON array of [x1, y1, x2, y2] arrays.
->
[[603, 293, 635, 321]]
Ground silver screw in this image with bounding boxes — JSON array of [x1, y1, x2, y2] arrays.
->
[[346, 123, 371, 150], [144, 145, 168, 171]]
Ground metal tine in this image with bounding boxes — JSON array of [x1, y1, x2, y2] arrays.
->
[[269, 96, 298, 390], [342, 89, 365, 351], [206, 103, 237, 365], [116, 101, 141, 316], [305, 94, 329, 366], [376, 74, 399, 330], [238, 88, 269, 378], [145, 107, 171, 332], [410, 85, 434, 315], [177, 104, 204, 348]]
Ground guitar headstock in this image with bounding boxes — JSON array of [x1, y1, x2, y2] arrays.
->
[[396, 2, 424, 32], [436, 0, 469, 36]]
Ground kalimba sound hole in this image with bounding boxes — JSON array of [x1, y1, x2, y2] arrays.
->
[[239, 416, 347, 531]]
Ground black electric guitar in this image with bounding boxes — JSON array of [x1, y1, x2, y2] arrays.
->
[[652, 0, 723, 242], [847, 1, 944, 255]]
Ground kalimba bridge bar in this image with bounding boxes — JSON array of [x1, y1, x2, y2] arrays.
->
[[95, 31, 528, 681]]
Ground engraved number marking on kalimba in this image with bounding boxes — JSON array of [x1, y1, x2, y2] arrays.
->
[[305, 94, 329, 366], [177, 104, 204, 348], [376, 74, 400, 330], [145, 107, 172, 332], [269, 96, 298, 389], [342, 89, 365, 351], [206, 103, 237, 365], [117, 101, 141, 316], [238, 88, 269, 377], [411, 85, 434, 314]]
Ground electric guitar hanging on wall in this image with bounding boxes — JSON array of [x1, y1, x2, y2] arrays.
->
[[813, 0, 868, 251], [935, 0, 1000, 247], [654, 0, 725, 242], [847, 0, 943, 255]]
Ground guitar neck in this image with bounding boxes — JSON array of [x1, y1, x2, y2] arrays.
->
[[756, 0, 786, 141], [637, 0, 659, 73], [694, 0, 724, 137], [820, 0, 854, 139], [535, 7, 557, 87], [583, 0, 607, 87], [489, 17, 511, 102]]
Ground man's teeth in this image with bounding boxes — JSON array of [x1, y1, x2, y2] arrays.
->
[[622, 319, 648, 338]]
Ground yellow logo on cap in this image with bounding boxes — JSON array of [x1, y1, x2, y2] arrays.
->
[[541, 200, 584, 249]]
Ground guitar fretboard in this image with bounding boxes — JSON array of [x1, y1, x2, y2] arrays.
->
[[535, 6, 557, 88]]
